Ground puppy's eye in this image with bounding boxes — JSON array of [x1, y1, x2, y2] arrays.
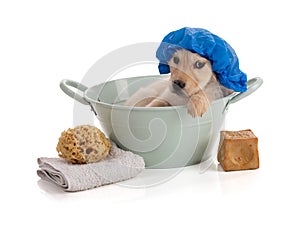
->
[[194, 61, 205, 69], [173, 56, 179, 64]]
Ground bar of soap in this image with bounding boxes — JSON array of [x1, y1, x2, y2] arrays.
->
[[217, 129, 259, 171]]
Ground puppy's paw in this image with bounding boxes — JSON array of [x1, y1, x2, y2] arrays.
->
[[187, 93, 210, 118], [146, 98, 170, 107]]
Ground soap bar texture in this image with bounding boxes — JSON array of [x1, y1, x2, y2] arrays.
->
[[217, 129, 259, 171]]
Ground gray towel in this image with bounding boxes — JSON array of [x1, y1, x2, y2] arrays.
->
[[37, 143, 145, 192]]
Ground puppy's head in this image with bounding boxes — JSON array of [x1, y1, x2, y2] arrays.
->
[[168, 49, 213, 97]]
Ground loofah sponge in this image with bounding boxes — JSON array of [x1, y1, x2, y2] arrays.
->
[[56, 125, 111, 164]]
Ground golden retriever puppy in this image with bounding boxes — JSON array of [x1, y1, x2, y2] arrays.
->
[[125, 49, 233, 117]]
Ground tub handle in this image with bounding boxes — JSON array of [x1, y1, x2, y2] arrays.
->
[[60, 79, 90, 105], [224, 77, 263, 111]]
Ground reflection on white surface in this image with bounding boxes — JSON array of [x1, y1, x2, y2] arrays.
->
[[37, 162, 222, 199], [217, 164, 261, 196], [36, 160, 262, 201]]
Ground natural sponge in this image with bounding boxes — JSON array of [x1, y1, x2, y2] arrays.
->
[[56, 125, 111, 164]]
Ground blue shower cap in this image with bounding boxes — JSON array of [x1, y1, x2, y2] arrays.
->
[[156, 27, 247, 92]]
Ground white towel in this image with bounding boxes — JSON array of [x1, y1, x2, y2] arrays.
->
[[37, 143, 145, 192]]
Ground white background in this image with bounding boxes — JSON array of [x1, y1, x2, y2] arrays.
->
[[1, 0, 299, 227]]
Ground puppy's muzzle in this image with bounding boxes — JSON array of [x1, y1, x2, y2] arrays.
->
[[172, 80, 186, 90]]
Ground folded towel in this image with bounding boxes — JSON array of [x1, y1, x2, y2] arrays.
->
[[37, 143, 145, 192]]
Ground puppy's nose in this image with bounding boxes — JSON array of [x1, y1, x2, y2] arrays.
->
[[172, 80, 186, 90]]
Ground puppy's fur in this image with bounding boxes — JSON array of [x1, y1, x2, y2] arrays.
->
[[125, 49, 233, 117]]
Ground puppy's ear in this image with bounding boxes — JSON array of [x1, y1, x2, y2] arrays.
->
[[210, 73, 219, 83], [211, 73, 234, 97], [221, 86, 234, 97]]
